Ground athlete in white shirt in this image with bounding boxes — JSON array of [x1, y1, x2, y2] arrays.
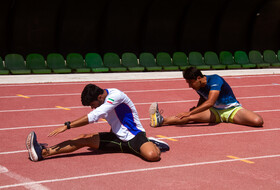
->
[[87, 88, 145, 141], [26, 84, 169, 162]]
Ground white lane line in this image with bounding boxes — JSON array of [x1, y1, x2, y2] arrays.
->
[[0, 83, 279, 99], [0, 88, 189, 99], [0, 124, 63, 131], [1, 127, 279, 156], [1, 106, 280, 131], [0, 154, 279, 189], [0, 150, 27, 155], [1, 108, 280, 131], [0, 78, 183, 87], [0, 93, 80, 99], [0, 94, 280, 113], [0, 73, 279, 87], [0, 165, 49, 190], [255, 109, 280, 113], [0, 106, 84, 113], [238, 95, 280, 100], [156, 128, 280, 140]]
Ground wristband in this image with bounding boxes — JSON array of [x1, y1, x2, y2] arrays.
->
[[64, 121, 71, 129]]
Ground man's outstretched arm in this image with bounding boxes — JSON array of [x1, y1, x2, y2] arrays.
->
[[48, 115, 89, 137]]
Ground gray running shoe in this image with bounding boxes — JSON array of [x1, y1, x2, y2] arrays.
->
[[149, 102, 164, 127], [26, 131, 43, 161]]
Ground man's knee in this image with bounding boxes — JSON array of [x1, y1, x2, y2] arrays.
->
[[140, 142, 161, 162], [252, 116, 264, 127], [144, 150, 161, 162]]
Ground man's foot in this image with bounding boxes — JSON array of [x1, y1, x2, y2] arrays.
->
[[148, 137, 170, 152], [149, 102, 164, 127], [26, 131, 43, 162]]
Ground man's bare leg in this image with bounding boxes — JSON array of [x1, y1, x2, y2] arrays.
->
[[42, 133, 100, 158], [162, 109, 216, 126], [233, 108, 263, 127]]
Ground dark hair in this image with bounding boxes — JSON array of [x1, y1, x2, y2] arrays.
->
[[81, 84, 104, 106], [183, 67, 204, 80]]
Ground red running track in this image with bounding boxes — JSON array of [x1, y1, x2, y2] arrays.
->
[[0, 74, 280, 189]]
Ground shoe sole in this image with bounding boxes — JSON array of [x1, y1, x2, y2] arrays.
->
[[149, 103, 158, 127], [26, 132, 38, 161], [148, 137, 170, 151], [148, 137, 169, 146], [149, 102, 157, 115]]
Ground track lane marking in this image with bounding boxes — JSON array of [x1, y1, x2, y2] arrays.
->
[[1, 83, 279, 99], [155, 128, 280, 140], [0, 150, 27, 155], [16, 94, 30, 99], [156, 135, 178, 141], [0, 165, 49, 190], [0, 124, 63, 131], [0, 95, 280, 113], [0, 154, 279, 189], [0, 78, 184, 87], [55, 106, 71, 111], [0, 73, 279, 87], [227, 156, 255, 164], [0, 104, 279, 130], [0, 113, 280, 131]]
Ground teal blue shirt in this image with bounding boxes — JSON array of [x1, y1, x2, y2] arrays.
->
[[197, 75, 241, 109]]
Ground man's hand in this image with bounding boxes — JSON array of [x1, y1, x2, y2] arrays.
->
[[48, 125, 67, 137], [175, 112, 191, 119]]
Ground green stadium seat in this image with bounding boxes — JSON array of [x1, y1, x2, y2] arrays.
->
[[188, 51, 210, 70], [26, 53, 51, 74], [172, 52, 190, 70], [263, 50, 280, 68], [47, 53, 71, 74], [204, 51, 226, 70], [85, 53, 109, 73], [156, 52, 179, 71], [5, 54, 31, 74], [234, 51, 256, 69], [219, 51, 241, 69], [66, 53, 90, 73], [103, 53, 127, 72], [121, 52, 145, 72], [248, 50, 270, 68], [139, 52, 162, 71], [0, 57, 9, 75]]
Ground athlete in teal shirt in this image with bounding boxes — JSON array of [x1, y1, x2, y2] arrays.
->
[[149, 67, 263, 127], [197, 74, 241, 110]]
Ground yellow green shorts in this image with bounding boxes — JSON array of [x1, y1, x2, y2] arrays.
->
[[210, 106, 243, 123]]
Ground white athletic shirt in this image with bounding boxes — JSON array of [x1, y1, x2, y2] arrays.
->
[[87, 88, 145, 141]]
